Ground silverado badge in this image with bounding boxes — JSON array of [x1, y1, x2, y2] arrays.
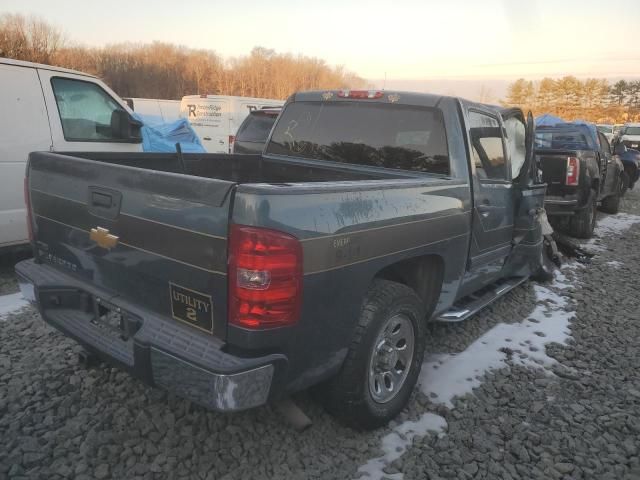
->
[[90, 227, 119, 250], [322, 92, 334, 101]]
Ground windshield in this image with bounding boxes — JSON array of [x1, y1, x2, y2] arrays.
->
[[266, 101, 450, 175], [623, 127, 640, 136], [596, 125, 612, 134], [535, 129, 591, 150]]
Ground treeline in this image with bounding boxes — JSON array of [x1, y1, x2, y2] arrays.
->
[[503, 77, 640, 124], [0, 13, 365, 100]]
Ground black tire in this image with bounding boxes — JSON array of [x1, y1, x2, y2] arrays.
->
[[599, 178, 622, 214], [319, 279, 426, 430], [568, 189, 597, 239], [621, 171, 630, 196]]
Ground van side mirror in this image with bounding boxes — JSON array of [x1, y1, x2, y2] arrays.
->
[[111, 109, 143, 142]]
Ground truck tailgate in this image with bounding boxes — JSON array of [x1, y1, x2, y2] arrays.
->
[[27, 152, 233, 339], [538, 150, 569, 188]]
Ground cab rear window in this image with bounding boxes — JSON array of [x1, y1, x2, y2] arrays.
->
[[535, 130, 591, 150], [236, 113, 278, 143], [266, 101, 450, 175]]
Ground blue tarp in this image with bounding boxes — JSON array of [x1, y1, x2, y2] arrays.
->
[[134, 114, 206, 153], [535, 114, 599, 149], [534, 114, 564, 127]]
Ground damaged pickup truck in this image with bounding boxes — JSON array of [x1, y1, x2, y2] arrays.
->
[[17, 90, 547, 429]]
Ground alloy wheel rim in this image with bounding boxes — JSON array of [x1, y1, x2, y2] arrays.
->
[[368, 314, 415, 404]]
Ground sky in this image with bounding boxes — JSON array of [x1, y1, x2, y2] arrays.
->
[[3, 0, 640, 100]]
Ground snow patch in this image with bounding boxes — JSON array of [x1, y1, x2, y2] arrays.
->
[[605, 260, 623, 269], [357, 414, 447, 480], [419, 270, 574, 407], [584, 213, 640, 252], [593, 213, 640, 237], [358, 268, 577, 479], [0, 292, 29, 321]]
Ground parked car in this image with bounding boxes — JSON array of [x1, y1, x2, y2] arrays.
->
[[613, 124, 624, 137], [535, 122, 624, 238], [617, 123, 640, 150], [123, 97, 181, 125], [17, 90, 547, 429], [596, 124, 615, 142], [0, 57, 143, 251], [612, 141, 640, 191], [181, 95, 283, 153], [232, 107, 282, 154]]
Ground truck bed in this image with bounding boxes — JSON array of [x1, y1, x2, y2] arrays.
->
[[67, 152, 410, 184]]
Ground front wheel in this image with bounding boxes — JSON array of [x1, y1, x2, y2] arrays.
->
[[621, 171, 630, 196], [319, 279, 426, 430], [568, 189, 597, 239], [599, 178, 622, 214]]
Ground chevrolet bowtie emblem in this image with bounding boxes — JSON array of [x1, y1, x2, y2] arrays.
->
[[90, 227, 119, 250]]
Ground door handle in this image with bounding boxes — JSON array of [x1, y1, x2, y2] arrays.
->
[[477, 204, 503, 218], [203, 136, 212, 141], [477, 205, 491, 218]]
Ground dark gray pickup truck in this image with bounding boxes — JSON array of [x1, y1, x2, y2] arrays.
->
[[17, 90, 546, 429], [536, 123, 624, 238]]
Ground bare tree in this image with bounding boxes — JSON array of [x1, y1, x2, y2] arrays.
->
[[0, 13, 65, 64]]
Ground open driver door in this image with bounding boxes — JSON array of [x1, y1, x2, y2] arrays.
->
[[501, 109, 550, 277]]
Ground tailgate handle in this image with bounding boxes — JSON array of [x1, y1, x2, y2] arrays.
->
[[88, 186, 122, 220], [91, 192, 112, 208]]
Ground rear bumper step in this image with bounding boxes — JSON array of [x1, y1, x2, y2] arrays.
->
[[15, 259, 287, 412], [436, 276, 528, 323]]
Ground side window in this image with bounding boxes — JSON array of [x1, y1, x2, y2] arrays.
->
[[468, 111, 508, 180], [51, 77, 126, 142], [598, 132, 611, 154]]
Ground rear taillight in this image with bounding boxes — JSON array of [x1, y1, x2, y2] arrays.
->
[[229, 135, 236, 153], [337, 90, 384, 99], [228, 225, 303, 329], [566, 157, 580, 186], [24, 177, 34, 242]]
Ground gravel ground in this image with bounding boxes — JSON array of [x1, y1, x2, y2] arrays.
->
[[1, 191, 640, 480]]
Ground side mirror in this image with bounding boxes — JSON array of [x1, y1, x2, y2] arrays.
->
[[111, 109, 143, 142], [614, 142, 626, 155]]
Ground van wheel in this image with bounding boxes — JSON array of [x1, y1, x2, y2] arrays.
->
[[320, 279, 426, 430], [599, 179, 622, 214], [569, 189, 597, 239]]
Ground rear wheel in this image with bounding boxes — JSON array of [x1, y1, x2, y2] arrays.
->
[[568, 189, 597, 239], [319, 279, 426, 430]]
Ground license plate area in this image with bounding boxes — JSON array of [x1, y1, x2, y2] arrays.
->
[[38, 288, 141, 341], [91, 298, 142, 341], [38, 288, 139, 366]]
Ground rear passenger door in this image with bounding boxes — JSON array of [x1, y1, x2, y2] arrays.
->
[[466, 109, 515, 276]]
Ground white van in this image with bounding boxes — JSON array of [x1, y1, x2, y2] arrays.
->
[[123, 97, 181, 124], [180, 95, 283, 153], [0, 58, 143, 250]]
